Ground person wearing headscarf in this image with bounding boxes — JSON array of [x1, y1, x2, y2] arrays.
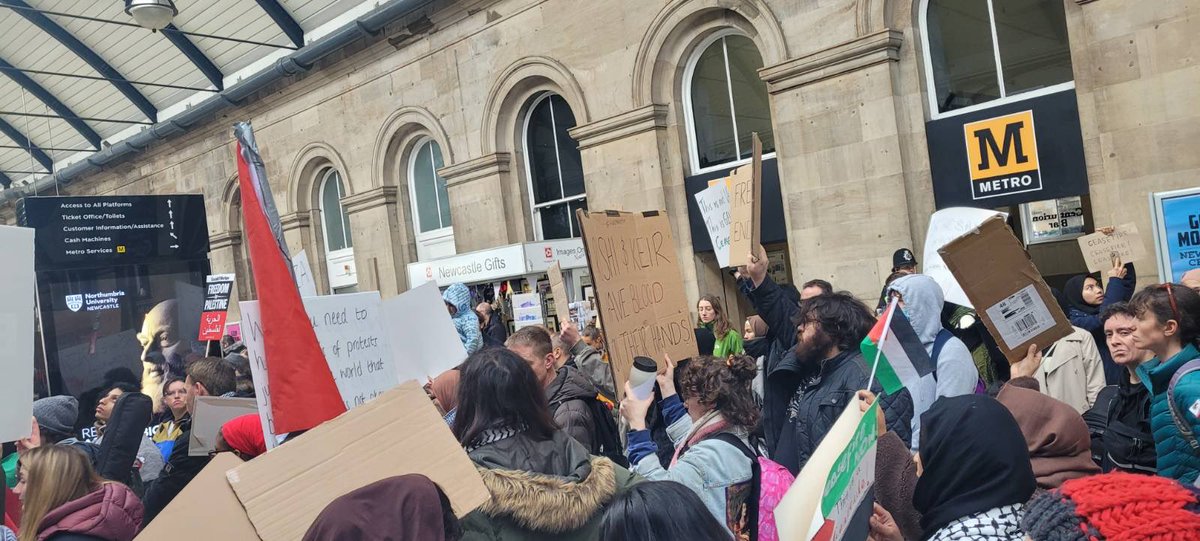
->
[[996, 381, 1100, 489], [215, 414, 267, 460], [302, 474, 462, 541], [1022, 471, 1200, 540], [443, 283, 483, 355], [903, 395, 1035, 540], [1062, 258, 1136, 384]]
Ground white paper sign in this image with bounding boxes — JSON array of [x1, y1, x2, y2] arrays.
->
[[923, 207, 1008, 308], [240, 292, 401, 448], [695, 183, 733, 268], [0, 226, 34, 443], [512, 293, 543, 329], [380, 281, 469, 383], [983, 284, 1057, 349], [291, 249, 318, 298]]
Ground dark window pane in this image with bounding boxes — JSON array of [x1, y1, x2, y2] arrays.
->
[[690, 37, 738, 169], [430, 141, 452, 228], [321, 171, 348, 252], [412, 142, 441, 233], [725, 35, 774, 159], [551, 96, 586, 198], [539, 203, 572, 240], [994, 0, 1073, 95], [927, 0, 1001, 112], [526, 97, 562, 204]]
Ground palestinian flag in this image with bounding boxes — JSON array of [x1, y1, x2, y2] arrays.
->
[[860, 301, 934, 395]]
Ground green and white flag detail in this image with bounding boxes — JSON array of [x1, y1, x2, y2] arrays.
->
[[776, 401, 879, 540]]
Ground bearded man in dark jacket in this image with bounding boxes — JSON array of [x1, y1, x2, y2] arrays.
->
[[740, 246, 913, 474], [507, 326, 601, 453]]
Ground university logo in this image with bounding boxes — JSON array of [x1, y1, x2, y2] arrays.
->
[[65, 294, 83, 312], [963, 110, 1041, 200]]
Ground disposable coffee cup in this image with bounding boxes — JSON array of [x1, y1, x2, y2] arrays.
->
[[629, 356, 658, 400]]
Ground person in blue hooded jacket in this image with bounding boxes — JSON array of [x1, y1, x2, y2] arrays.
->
[[444, 283, 483, 354], [1063, 257, 1136, 384]]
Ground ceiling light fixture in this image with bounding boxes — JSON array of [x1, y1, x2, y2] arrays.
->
[[124, 0, 177, 31]]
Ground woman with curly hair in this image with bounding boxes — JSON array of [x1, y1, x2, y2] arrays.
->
[[619, 354, 760, 539]]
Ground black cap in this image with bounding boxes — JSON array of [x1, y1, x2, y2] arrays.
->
[[892, 248, 917, 270]]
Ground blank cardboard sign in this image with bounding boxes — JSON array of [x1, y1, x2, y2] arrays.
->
[[226, 381, 489, 541], [189, 396, 259, 456], [938, 215, 1073, 363], [135, 453, 259, 541]]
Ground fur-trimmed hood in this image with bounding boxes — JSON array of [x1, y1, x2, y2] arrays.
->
[[476, 456, 617, 533]]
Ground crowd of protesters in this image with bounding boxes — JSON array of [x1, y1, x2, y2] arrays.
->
[[4, 243, 1200, 541]]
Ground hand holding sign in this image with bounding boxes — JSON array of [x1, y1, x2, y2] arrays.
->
[[1077, 223, 1147, 273]]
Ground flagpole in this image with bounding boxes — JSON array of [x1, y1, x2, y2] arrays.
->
[[867, 296, 900, 392]]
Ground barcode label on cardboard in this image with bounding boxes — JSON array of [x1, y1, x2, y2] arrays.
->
[[984, 284, 1056, 349]]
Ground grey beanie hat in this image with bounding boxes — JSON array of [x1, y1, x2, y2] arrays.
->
[[31, 395, 79, 436]]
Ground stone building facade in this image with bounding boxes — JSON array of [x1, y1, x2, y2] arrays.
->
[[4, 0, 1197, 324]]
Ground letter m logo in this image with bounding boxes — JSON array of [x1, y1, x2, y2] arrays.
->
[[963, 110, 1039, 182]]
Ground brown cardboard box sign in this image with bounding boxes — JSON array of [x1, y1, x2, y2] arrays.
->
[[938, 215, 1073, 364]]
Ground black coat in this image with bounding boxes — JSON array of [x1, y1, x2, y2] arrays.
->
[[482, 315, 508, 347], [546, 366, 599, 453], [141, 418, 211, 525]]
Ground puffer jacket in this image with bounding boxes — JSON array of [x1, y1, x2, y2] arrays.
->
[[1137, 343, 1200, 484], [547, 365, 600, 453], [443, 283, 482, 354], [770, 348, 913, 475], [37, 483, 143, 541], [462, 430, 639, 541]]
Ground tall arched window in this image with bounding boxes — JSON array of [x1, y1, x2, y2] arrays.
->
[[922, 0, 1074, 117], [408, 137, 455, 260], [523, 93, 586, 240], [318, 168, 356, 292], [684, 31, 775, 174]]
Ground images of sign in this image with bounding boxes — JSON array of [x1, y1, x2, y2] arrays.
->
[[926, 90, 1089, 209], [1150, 188, 1200, 282], [963, 110, 1040, 200], [199, 274, 236, 341]]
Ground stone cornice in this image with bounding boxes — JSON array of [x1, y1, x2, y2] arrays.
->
[[342, 185, 399, 214], [760, 29, 903, 94], [568, 104, 669, 151], [439, 153, 511, 188], [279, 212, 311, 232], [209, 230, 241, 250]]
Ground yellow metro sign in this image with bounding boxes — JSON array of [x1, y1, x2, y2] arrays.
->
[[963, 110, 1041, 200]]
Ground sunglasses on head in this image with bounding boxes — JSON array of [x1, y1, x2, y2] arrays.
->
[[1156, 283, 1182, 324]]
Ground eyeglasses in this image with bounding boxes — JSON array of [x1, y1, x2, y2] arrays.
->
[[1158, 283, 1182, 323]]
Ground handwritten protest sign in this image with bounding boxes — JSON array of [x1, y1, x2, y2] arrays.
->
[[1077, 223, 1147, 273], [227, 382, 489, 541], [380, 281, 468, 382], [724, 133, 763, 266], [548, 262, 572, 326], [576, 209, 698, 397], [777, 401, 878, 541], [241, 292, 400, 448], [0, 225, 34, 443], [694, 182, 732, 268], [291, 249, 318, 298], [189, 396, 259, 456]]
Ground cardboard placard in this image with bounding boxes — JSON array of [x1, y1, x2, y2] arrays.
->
[[777, 401, 878, 541], [134, 453, 260, 541], [548, 262, 572, 324], [241, 292, 401, 449], [694, 182, 732, 268], [576, 209, 699, 398], [1077, 223, 1148, 273], [750, 132, 763, 251], [226, 382, 489, 541], [189, 396, 260, 456], [727, 164, 756, 267], [938, 215, 1073, 363], [0, 225, 34, 443], [922, 208, 1008, 308], [380, 281, 468, 382]]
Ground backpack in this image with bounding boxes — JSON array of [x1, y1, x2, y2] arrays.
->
[[584, 396, 629, 468], [1166, 358, 1200, 452], [931, 329, 986, 395], [713, 433, 795, 541]]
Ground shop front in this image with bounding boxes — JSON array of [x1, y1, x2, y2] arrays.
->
[[406, 238, 592, 333]]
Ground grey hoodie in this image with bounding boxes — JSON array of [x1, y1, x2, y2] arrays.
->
[[889, 274, 979, 447]]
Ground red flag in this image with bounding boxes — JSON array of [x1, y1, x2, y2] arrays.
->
[[234, 122, 345, 433]]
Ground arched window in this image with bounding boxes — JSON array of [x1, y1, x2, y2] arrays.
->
[[684, 31, 775, 174], [523, 93, 587, 240], [408, 137, 455, 260], [922, 0, 1074, 116], [318, 168, 356, 292]]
